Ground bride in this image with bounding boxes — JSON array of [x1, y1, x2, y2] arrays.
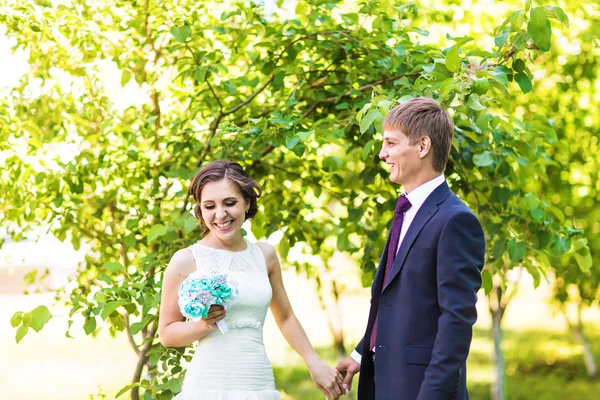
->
[[158, 160, 345, 400]]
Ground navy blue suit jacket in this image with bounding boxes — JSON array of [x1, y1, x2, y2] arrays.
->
[[357, 182, 485, 400]]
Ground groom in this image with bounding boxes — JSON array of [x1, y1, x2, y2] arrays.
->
[[336, 98, 485, 400]]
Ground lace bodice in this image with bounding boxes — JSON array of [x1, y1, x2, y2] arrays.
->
[[188, 240, 272, 330]]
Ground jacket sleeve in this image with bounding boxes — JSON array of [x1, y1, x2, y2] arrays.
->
[[417, 211, 485, 400]]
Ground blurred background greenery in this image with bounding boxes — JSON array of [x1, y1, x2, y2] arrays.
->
[[1, 0, 599, 399]]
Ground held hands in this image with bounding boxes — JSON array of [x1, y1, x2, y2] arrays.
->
[[308, 358, 346, 399], [335, 356, 361, 392], [199, 304, 226, 331]]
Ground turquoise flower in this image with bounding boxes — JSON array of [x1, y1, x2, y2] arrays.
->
[[183, 299, 207, 320]]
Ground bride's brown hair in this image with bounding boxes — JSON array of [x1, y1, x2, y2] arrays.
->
[[188, 160, 262, 236]]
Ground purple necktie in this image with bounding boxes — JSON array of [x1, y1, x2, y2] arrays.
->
[[369, 194, 412, 351]]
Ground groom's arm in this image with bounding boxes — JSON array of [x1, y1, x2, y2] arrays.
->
[[350, 337, 365, 364], [417, 211, 485, 400]]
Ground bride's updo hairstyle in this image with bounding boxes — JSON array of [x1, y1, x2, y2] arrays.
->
[[188, 160, 262, 236]]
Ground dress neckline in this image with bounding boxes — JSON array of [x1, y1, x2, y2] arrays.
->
[[194, 238, 250, 254]]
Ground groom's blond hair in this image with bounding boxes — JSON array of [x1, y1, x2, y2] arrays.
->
[[383, 98, 453, 172]]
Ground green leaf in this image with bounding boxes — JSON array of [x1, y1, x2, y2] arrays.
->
[[16, 323, 29, 343], [126, 219, 138, 230], [116, 383, 140, 398], [183, 217, 197, 234], [527, 19, 552, 52], [337, 233, 350, 251], [514, 72, 532, 94], [524, 193, 540, 211], [495, 30, 509, 46], [377, 99, 392, 114], [148, 224, 168, 242], [278, 238, 290, 259], [16, 313, 32, 343], [362, 139, 375, 161], [170, 25, 191, 43], [445, 46, 460, 73], [545, 6, 569, 27], [361, 269, 375, 287], [548, 206, 565, 224], [513, 59, 525, 73], [168, 377, 183, 393], [508, 238, 526, 262], [296, 130, 313, 141], [212, 25, 227, 34], [121, 69, 131, 86], [130, 315, 155, 336], [473, 151, 495, 167], [101, 300, 129, 320], [481, 269, 493, 295], [529, 7, 547, 30], [476, 114, 492, 132], [124, 233, 136, 248], [103, 261, 125, 273], [467, 94, 487, 111], [440, 78, 455, 100], [291, 143, 306, 157], [575, 248, 592, 271], [359, 109, 382, 134], [285, 136, 301, 149], [30, 305, 52, 332], [194, 66, 207, 82], [10, 312, 23, 328], [510, 10, 525, 31], [83, 317, 97, 334], [530, 208, 545, 222]]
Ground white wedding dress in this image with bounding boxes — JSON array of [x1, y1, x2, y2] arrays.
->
[[175, 239, 281, 400]]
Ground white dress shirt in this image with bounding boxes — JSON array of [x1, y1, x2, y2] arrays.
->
[[351, 174, 446, 365]]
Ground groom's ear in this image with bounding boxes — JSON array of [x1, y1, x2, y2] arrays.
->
[[418, 136, 432, 158]]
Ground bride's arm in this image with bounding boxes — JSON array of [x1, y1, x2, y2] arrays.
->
[[257, 242, 344, 400], [158, 249, 226, 348]]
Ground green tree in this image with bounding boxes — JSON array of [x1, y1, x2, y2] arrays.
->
[[508, 0, 600, 380], [0, 1, 589, 399]]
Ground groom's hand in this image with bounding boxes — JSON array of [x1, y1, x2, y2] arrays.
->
[[335, 356, 360, 392]]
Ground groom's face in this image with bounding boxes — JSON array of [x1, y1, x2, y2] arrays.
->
[[379, 128, 421, 186]]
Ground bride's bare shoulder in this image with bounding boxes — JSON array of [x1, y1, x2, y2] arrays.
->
[[165, 248, 196, 278]]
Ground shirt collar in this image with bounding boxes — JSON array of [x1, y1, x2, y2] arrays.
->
[[404, 174, 446, 211]]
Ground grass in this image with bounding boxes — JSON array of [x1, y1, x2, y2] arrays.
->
[[2, 276, 600, 399], [273, 327, 600, 400]]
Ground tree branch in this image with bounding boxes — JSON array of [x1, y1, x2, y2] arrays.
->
[[207, 80, 223, 110], [256, 73, 421, 159], [131, 320, 158, 400], [223, 76, 275, 116], [302, 72, 421, 119], [124, 313, 141, 357], [274, 30, 353, 64]]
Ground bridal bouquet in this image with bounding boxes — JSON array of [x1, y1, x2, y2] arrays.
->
[[178, 269, 239, 334]]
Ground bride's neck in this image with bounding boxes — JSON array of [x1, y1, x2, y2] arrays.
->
[[201, 234, 246, 251]]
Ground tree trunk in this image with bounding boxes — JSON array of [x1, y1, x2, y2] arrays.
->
[[131, 321, 158, 400], [316, 262, 346, 360], [564, 306, 597, 380], [330, 279, 346, 359], [570, 326, 598, 379], [489, 285, 508, 400], [491, 305, 505, 400]]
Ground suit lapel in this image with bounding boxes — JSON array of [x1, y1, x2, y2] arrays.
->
[[382, 182, 451, 293]]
